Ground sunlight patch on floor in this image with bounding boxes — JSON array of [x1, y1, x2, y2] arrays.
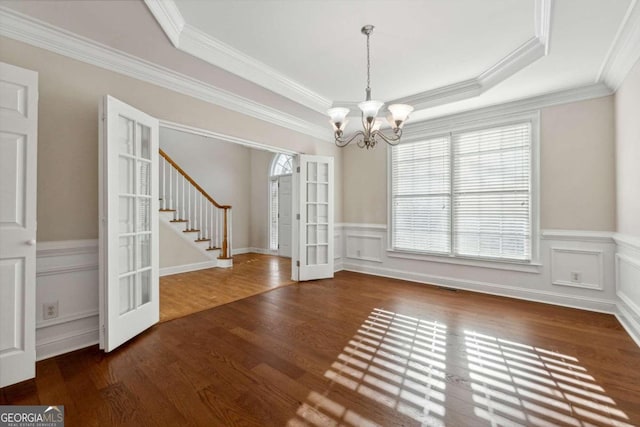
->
[[465, 330, 633, 427]]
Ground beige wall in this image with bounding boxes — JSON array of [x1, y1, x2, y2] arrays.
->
[[540, 96, 616, 231], [0, 36, 342, 242], [342, 144, 388, 224], [615, 58, 640, 239], [343, 96, 617, 231], [159, 221, 208, 268], [249, 150, 273, 250]]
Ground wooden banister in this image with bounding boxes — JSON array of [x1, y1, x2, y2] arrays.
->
[[160, 148, 231, 259], [159, 149, 231, 209]]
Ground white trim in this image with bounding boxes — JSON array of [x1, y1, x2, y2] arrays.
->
[[37, 263, 98, 277], [231, 247, 251, 255], [342, 262, 617, 314], [0, 6, 329, 141], [143, 0, 331, 113], [345, 234, 384, 263], [339, 223, 387, 231], [178, 24, 332, 113], [36, 309, 99, 329], [159, 260, 218, 277], [145, 0, 553, 114], [159, 120, 299, 155], [542, 230, 616, 243], [36, 327, 99, 362], [402, 84, 612, 138], [616, 305, 640, 349], [613, 233, 640, 252], [36, 239, 99, 257], [598, 0, 640, 91], [386, 250, 542, 273], [550, 247, 604, 290], [143, 0, 184, 47], [248, 247, 277, 255], [615, 252, 640, 348]]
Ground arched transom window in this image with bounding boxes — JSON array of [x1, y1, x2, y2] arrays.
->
[[271, 153, 293, 177]]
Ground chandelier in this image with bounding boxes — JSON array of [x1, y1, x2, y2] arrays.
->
[[328, 25, 414, 149]]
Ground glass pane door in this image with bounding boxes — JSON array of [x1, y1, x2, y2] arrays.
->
[[100, 95, 159, 352], [299, 155, 334, 281]]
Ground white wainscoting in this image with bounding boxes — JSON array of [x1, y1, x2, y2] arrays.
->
[[31, 230, 640, 361], [614, 233, 640, 346], [337, 225, 618, 314], [36, 240, 99, 360]]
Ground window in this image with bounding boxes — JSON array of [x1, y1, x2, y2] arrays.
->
[[391, 120, 534, 262]]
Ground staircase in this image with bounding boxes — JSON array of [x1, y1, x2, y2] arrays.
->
[[159, 149, 233, 268]]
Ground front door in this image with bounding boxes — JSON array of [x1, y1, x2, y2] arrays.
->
[[99, 96, 159, 352], [278, 174, 292, 258], [0, 62, 38, 387]]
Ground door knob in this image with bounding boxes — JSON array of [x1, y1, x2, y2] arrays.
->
[[27, 239, 36, 246]]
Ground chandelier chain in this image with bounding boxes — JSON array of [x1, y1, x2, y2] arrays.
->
[[366, 30, 371, 93]]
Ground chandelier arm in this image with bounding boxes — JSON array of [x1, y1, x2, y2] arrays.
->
[[334, 130, 365, 147], [371, 129, 403, 146]]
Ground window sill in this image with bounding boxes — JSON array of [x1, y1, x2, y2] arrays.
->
[[386, 249, 542, 273]]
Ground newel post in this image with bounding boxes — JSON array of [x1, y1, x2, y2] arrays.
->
[[221, 207, 229, 259]]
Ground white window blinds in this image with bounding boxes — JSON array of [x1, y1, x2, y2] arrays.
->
[[391, 121, 532, 262], [392, 136, 451, 254]]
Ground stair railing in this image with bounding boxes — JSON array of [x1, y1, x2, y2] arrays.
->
[[159, 149, 232, 260]]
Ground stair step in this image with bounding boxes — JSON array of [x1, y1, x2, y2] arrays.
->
[[206, 247, 220, 251], [170, 219, 188, 223], [159, 209, 176, 212], [183, 229, 200, 233], [195, 238, 211, 242]]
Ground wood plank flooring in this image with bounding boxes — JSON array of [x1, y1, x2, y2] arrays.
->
[[160, 253, 293, 322], [3, 269, 640, 426]]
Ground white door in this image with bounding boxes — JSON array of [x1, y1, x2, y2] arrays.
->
[[298, 155, 334, 281], [0, 62, 38, 387], [99, 96, 159, 352], [278, 174, 292, 258]]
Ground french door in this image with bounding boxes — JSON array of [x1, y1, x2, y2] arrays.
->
[[298, 155, 334, 281], [0, 62, 38, 387], [99, 96, 159, 352]]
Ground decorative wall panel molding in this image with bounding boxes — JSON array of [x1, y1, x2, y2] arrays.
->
[[550, 247, 604, 290]]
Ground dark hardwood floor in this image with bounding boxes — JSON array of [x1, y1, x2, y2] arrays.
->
[[3, 270, 640, 426]]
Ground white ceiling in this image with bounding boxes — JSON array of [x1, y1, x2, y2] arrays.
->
[[163, 0, 632, 122], [0, 0, 637, 136]]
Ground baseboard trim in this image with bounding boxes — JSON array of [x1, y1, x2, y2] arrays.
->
[[160, 260, 218, 277], [36, 327, 99, 361], [342, 262, 617, 314], [616, 298, 640, 348]]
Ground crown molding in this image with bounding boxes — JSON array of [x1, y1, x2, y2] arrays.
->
[[401, 82, 612, 137], [390, 0, 553, 110], [143, 0, 332, 114], [598, 0, 640, 91], [0, 6, 330, 141], [143, 0, 184, 47], [146, 0, 555, 116]]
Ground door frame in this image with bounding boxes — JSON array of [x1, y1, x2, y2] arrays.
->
[[158, 120, 302, 281]]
